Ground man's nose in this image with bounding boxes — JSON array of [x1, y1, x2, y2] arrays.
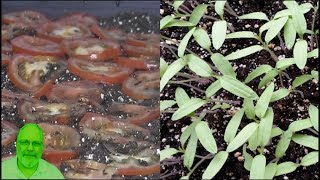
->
[[27, 143, 34, 150]]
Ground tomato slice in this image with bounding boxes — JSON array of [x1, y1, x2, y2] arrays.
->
[[114, 56, 159, 70], [61, 38, 120, 61], [90, 24, 127, 42], [1, 120, 19, 146], [1, 23, 36, 41], [121, 70, 159, 100], [68, 57, 132, 85], [109, 102, 160, 126], [38, 123, 81, 165], [8, 54, 66, 93], [11, 35, 64, 56], [125, 33, 160, 47], [2, 40, 12, 53], [56, 12, 98, 28], [45, 80, 103, 103], [2, 10, 50, 27], [37, 21, 93, 43], [18, 99, 86, 125], [123, 44, 159, 57], [2, 52, 11, 66], [79, 112, 151, 145], [62, 159, 116, 179], [116, 163, 160, 176]]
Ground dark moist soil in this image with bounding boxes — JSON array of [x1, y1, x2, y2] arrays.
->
[[1, 11, 160, 179], [160, 0, 319, 179]]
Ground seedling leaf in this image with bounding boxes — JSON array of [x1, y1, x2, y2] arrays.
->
[[255, 82, 274, 118], [239, 12, 269, 21], [264, 163, 277, 180], [160, 148, 179, 161], [184, 131, 198, 169], [193, 27, 211, 51], [220, 75, 258, 99], [274, 162, 299, 176], [283, 18, 296, 49], [186, 54, 214, 77], [160, 15, 175, 30], [226, 122, 258, 152], [160, 57, 168, 77], [293, 39, 308, 69], [175, 87, 190, 107], [215, 1, 227, 19], [265, 16, 288, 44], [160, 100, 176, 111], [210, 53, 236, 78], [270, 88, 290, 102], [202, 151, 229, 179], [211, 20, 227, 50], [243, 98, 255, 120], [258, 69, 278, 89], [178, 27, 196, 57], [225, 45, 264, 61], [291, 134, 319, 150], [275, 130, 293, 158], [300, 151, 319, 166], [189, 4, 208, 25], [288, 118, 312, 132], [160, 58, 187, 91], [172, 98, 207, 120], [245, 64, 273, 83], [257, 108, 274, 147], [292, 74, 313, 88], [308, 104, 318, 132], [205, 80, 222, 98], [195, 121, 218, 154], [226, 31, 257, 39], [250, 154, 266, 180], [243, 144, 253, 171], [224, 108, 245, 143]]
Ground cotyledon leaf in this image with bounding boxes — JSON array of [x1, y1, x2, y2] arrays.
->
[[172, 98, 207, 121], [291, 134, 319, 150], [258, 69, 278, 89], [257, 108, 274, 147], [202, 151, 229, 179], [220, 75, 258, 100], [178, 27, 196, 58], [175, 87, 190, 107], [210, 53, 236, 78], [274, 162, 299, 177], [265, 16, 288, 44], [172, 0, 185, 12], [226, 122, 258, 152], [184, 131, 198, 169], [211, 20, 227, 50], [283, 18, 296, 50], [255, 82, 274, 119], [205, 80, 222, 98], [189, 4, 208, 25], [193, 27, 211, 52], [160, 100, 176, 111], [243, 98, 255, 120], [195, 121, 218, 154], [250, 154, 266, 180], [270, 88, 290, 102], [288, 118, 312, 132], [245, 64, 273, 83], [239, 12, 269, 21], [264, 163, 278, 180], [224, 108, 245, 143], [160, 58, 187, 92], [180, 117, 201, 147], [293, 39, 308, 69], [160, 57, 168, 77], [215, 0, 227, 19], [243, 144, 253, 171], [292, 74, 313, 88], [226, 31, 257, 39], [185, 54, 214, 77], [160, 15, 175, 30], [225, 45, 264, 61], [160, 148, 179, 161], [300, 151, 319, 166], [275, 58, 295, 70], [308, 104, 318, 132], [275, 130, 293, 158]]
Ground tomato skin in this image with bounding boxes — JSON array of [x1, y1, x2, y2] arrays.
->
[[2, 10, 50, 27], [123, 44, 159, 57], [90, 24, 127, 42], [121, 70, 159, 100], [61, 38, 120, 61], [2, 52, 11, 66], [68, 57, 133, 85], [114, 56, 159, 70], [45, 80, 103, 103], [1, 120, 19, 146], [116, 163, 160, 176], [125, 33, 160, 47], [37, 21, 93, 43], [10, 35, 64, 56], [109, 102, 160, 126]]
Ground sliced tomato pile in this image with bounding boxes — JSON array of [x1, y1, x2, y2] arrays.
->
[[1, 10, 159, 178]]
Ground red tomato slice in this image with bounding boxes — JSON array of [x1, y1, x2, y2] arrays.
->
[[1, 120, 19, 146], [2, 23, 35, 41], [8, 54, 66, 93], [125, 33, 160, 47], [68, 57, 132, 85], [10, 35, 64, 56], [61, 38, 120, 61], [123, 44, 159, 57], [2, 40, 12, 53], [116, 163, 160, 176], [38, 123, 81, 165], [2, 52, 11, 66], [121, 70, 159, 100], [109, 102, 160, 126], [114, 56, 159, 70], [90, 24, 127, 42], [62, 159, 116, 179], [37, 21, 93, 43], [2, 10, 50, 27], [56, 12, 98, 28], [18, 100, 86, 125], [79, 112, 151, 145], [45, 80, 103, 103]]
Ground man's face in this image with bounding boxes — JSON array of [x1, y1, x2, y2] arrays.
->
[[16, 126, 44, 168]]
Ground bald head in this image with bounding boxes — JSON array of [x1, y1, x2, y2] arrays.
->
[[17, 124, 44, 142]]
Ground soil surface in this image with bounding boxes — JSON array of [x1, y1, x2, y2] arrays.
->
[[160, 0, 319, 179]]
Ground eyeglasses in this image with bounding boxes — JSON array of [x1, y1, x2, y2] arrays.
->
[[18, 140, 43, 147]]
